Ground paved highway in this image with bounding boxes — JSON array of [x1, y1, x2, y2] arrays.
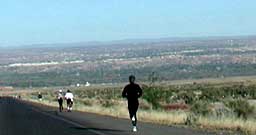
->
[[0, 97, 228, 135]]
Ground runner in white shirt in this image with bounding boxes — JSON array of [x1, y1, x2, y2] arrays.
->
[[64, 90, 74, 112]]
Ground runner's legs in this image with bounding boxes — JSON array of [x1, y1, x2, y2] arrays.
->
[[128, 102, 139, 126], [58, 98, 63, 112]]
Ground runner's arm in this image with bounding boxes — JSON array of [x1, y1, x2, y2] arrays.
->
[[122, 86, 128, 98], [137, 85, 143, 98]]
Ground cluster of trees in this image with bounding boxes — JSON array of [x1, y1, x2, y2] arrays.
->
[[1, 62, 256, 87]]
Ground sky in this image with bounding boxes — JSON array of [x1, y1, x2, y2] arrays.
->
[[0, 0, 255, 47]]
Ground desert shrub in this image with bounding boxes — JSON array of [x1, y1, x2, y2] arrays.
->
[[82, 99, 93, 106], [225, 99, 254, 119], [139, 99, 152, 110], [162, 90, 174, 103], [74, 87, 122, 100], [208, 102, 232, 117], [199, 87, 226, 102], [177, 91, 195, 104], [235, 85, 248, 98], [76, 99, 93, 106], [142, 86, 164, 109], [247, 85, 256, 99], [164, 103, 189, 111], [185, 113, 197, 125], [190, 100, 210, 116], [100, 100, 116, 108]]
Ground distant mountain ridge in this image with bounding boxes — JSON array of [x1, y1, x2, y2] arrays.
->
[[1, 35, 256, 49]]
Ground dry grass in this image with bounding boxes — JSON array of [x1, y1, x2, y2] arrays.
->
[[138, 110, 187, 125], [198, 116, 256, 135], [22, 96, 187, 125]]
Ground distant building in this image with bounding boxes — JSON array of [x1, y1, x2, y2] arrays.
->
[[0, 86, 14, 91]]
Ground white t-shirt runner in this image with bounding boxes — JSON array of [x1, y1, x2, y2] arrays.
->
[[65, 92, 74, 102]]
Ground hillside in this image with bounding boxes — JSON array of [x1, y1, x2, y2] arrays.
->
[[1, 36, 256, 87]]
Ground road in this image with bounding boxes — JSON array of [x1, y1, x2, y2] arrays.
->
[[0, 97, 227, 135]]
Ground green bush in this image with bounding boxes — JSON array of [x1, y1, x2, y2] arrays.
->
[[177, 91, 195, 104], [101, 100, 115, 108], [76, 99, 93, 106], [185, 113, 197, 125], [200, 88, 225, 101], [225, 99, 254, 119], [190, 100, 210, 116], [142, 86, 164, 109]]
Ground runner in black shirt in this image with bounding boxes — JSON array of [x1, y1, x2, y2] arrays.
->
[[122, 75, 143, 132], [57, 89, 64, 112]]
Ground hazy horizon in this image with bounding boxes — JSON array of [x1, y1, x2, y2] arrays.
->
[[1, 34, 255, 49]]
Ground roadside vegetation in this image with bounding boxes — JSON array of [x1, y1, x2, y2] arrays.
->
[[14, 81, 256, 135]]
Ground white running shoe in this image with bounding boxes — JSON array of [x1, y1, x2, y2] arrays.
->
[[132, 116, 135, 121], [133, 126, 137, 132]]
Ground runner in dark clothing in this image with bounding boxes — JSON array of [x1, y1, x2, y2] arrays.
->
[[122, 75, 143, 132], [57, 89, 64, 112], [38, 92, 42, 101]]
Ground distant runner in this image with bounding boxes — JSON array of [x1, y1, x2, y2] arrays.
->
[[57, 89, 64, 112], [122, 75, 143, 132], [65, 90, 74, 112], [38, 92, 42, 101]]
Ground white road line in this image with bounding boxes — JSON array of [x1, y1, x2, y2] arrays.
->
[[30, 107, 107, 135]]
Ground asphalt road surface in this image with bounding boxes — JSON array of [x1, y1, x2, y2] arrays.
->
[[0, 97, 229, 135]]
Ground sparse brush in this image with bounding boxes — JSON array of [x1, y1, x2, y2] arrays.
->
[[76, 98, 93, 106], [142, 85, 164, 109], [190, 100, 210, 116], [139, 99, 152, 110], [225, 99, 255, 119], [101, 100, 115, 108], [177, 90, 195, 104]]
